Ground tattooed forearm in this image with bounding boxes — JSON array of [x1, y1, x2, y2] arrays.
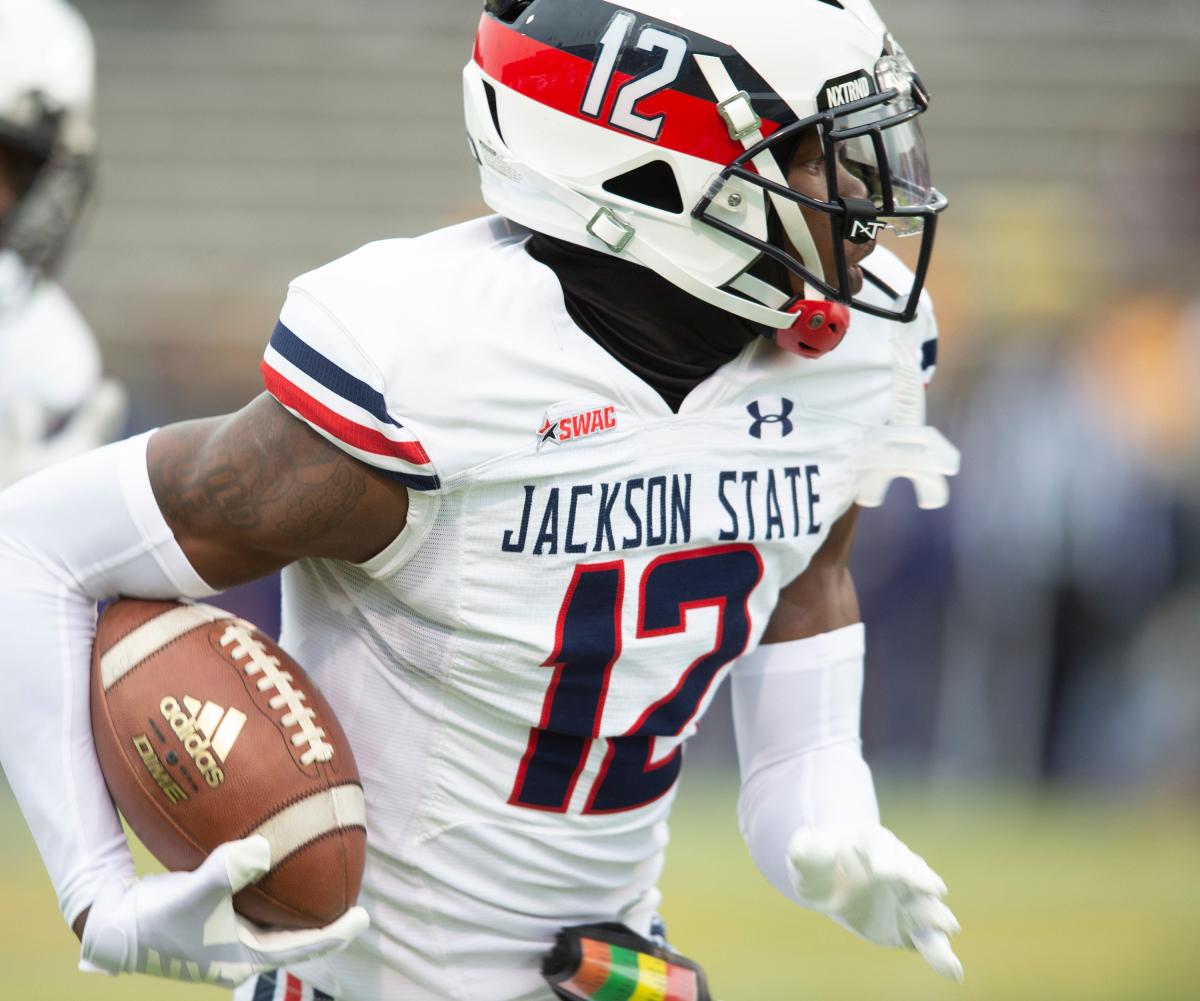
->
[[147, 393, 409, 586]]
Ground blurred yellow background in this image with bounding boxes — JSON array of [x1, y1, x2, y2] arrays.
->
[[3, 779, 1198, 1000]]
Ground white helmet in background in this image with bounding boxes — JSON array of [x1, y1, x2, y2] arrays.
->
[[0, 0, 124, 487], [465, 0, 947, 357], [0, 0, 97, 316]]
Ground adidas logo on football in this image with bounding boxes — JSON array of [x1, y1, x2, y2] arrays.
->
[[159, 695, 247, 789]]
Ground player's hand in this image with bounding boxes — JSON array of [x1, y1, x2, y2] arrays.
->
[[786, 826, 963, 983], [79, 835, 369, 988]]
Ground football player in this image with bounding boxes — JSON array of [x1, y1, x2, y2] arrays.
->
[[0, 2, 963, 999], [0, 0, 126, 489]]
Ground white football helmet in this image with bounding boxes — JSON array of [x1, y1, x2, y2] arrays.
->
[[0, 1, 123, 487], [465, 0, 947, 356], [0, 0, 96, 317]]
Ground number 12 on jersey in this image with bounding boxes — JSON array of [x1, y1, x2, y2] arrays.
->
[[509, 545, 763, 815]]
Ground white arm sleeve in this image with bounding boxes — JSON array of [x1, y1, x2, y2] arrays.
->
[[731, 624, 880, 904], [0, 432, 216, 926]]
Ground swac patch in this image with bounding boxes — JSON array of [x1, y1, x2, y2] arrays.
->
[[538, 403, 619, 448]]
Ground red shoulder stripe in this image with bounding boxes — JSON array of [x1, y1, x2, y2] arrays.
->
[[261, 360, 432, 466]]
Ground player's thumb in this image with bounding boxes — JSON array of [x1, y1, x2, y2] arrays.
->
[[247, 906, 371, 964], [209, 835, 272, 894], [787, 828, 845, 901]]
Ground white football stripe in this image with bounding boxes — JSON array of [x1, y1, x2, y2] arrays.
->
[[196, 700, 225, 739], [252, 785, 366, 865], [210, 707, 247, 761], [100, 603, 235, 690]]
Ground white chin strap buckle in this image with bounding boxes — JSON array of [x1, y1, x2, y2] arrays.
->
[[586, 207, 636, 253], [717, 91, 762, 143]]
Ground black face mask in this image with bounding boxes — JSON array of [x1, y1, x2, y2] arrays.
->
[[527, 233, 764, 412]]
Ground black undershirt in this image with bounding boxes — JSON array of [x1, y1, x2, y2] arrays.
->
[[526, 233, 763, 412]]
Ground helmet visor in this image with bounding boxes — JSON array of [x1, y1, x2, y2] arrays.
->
[[833, 97, 937, 236], [692, 58, 948, 325]]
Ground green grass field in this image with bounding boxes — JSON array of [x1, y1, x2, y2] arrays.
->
[[1, 777, 1197, 1000]]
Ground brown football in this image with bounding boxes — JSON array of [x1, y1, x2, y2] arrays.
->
[[90, 598, 366, 929]]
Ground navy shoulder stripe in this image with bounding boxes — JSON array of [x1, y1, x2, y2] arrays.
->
[[383, 467, 441, 491], [921, 338, 938, 371], [270, 321, 402, 429], [251, 972, 277, 1001]]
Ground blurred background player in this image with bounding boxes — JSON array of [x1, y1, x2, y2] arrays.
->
[[0, 0, 125, 488]]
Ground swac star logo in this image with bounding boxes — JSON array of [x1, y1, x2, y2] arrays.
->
[[537, 405, 618, 449], [747, 398, 795, 439]]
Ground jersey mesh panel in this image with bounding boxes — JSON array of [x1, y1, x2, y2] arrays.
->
[[278, 494, 465, 849]]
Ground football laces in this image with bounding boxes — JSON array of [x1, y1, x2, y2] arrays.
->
[[220, 623, 335, 765]]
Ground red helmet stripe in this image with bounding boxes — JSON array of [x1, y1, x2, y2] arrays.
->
[[473, 14, 779, 166]]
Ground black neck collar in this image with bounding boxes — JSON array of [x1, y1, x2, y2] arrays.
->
[[526, 233, 763, 412]]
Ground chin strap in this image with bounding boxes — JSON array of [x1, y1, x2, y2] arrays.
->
[[692, 55, 826, 290], [692, 55, 852, 358]]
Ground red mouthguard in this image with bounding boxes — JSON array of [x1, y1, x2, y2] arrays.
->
[[774, 300, 851, 359]]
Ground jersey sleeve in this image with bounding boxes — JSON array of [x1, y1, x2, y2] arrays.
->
[[915, 293, 939, 387], [259, 283, 440, 492], [859, 244, 940, 388]]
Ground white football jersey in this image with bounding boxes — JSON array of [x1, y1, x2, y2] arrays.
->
[[0, 279, 110, 488], [257, 217, 937, 1001]]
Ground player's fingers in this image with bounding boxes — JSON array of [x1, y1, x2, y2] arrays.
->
[[911, 928, 964, 983], [905, 895, 961, 936], [848, 829, 933, 890], [244, 905, 370, 962], [883, 847, 947, 898], [215, 835, 272, 894]]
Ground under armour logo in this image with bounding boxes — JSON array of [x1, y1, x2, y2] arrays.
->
[[747, 399, 795, 439]]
